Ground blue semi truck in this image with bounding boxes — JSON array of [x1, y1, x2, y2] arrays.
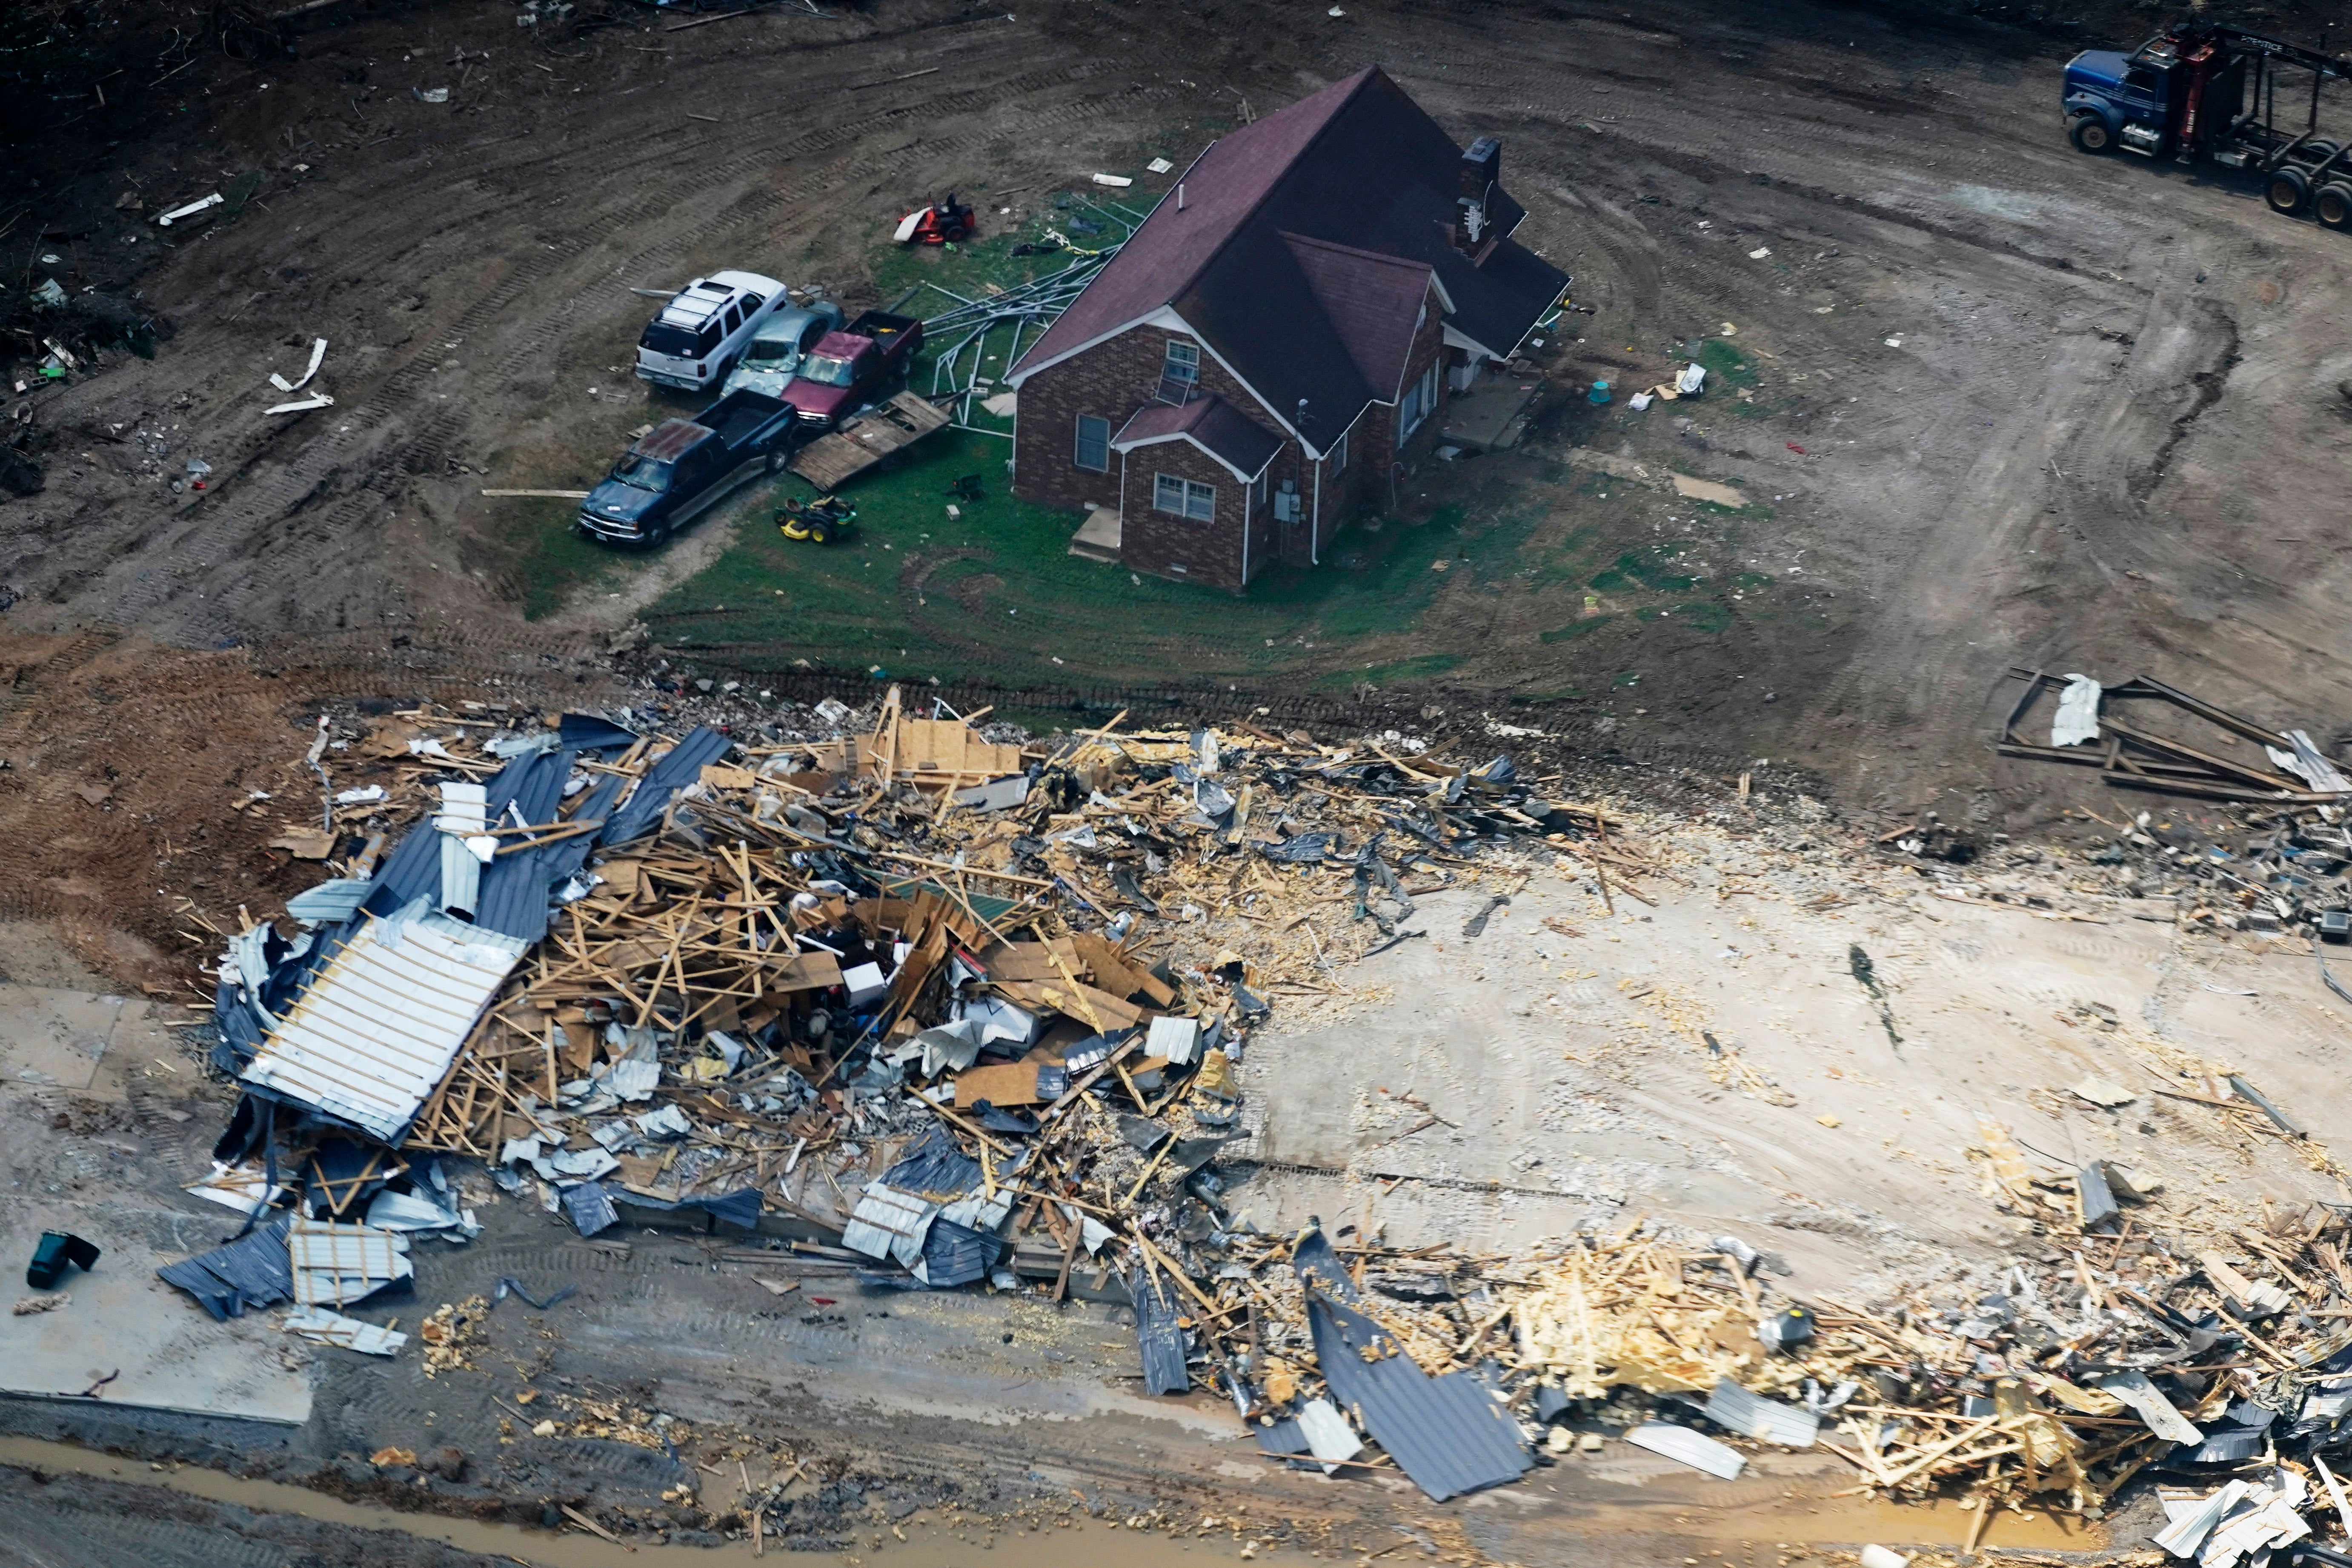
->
[[2063, 20, 2352, 227]]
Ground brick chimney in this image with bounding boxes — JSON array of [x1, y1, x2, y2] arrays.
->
[[1454, 136, 1502, 257]]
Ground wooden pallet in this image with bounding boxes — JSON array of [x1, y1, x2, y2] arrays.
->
[[788, 391, 952, 490]]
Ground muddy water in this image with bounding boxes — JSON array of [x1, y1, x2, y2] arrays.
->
[[0, 1434, 2111, 1562], [0, 1436, 1309, 1567]]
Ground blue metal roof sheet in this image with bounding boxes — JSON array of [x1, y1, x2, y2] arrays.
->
[[881, 1124, 984, 1199], [1305, 1290, 1531, 1501], [1257, 1416, 1311, 1455], [158, 1217, 294, 1321], [560, 712, 642, 750], [1130, 1263, 1190, 1395], [603, 726, 734, 845], [547, 771, 629, 884], [472, 747, 575, 943], [564, 1182, 618, 1237], [918, 1217, 1006, 1288]]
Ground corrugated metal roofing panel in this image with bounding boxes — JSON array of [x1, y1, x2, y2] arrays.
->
[[361, 748, 578, 936], [1297, 1398, 1364, 1469], [435, 781, 488, 833], [472, 747, 576, 943], [1290, 1226, 1361, 1302], [1307, 1291, 1530, 1501], [1131, 1264, 1190, 1395], [916, 1217, 1006, 1288], [439, 833, 481, 917], [157, 1217, 294, 1321], [284, 1305, 409, 1356], [240, 902, 531, 1142], [1147, 1014, 1202, 1065], [609, 1186, 764, 1231], [1702, 1379, 1819, 1448], [881, 1124, 983, 1199], [1623, 1422, 1745, 1479], [564, 1182, 618, 1237], [603, 726, 734, 845], [361, 808, 444, 922], [548, 772, 629, 884], [287, 1216, 412, 1305], [843, 1182, 937, 1268], [560, 712, 641, 750], [286, 878, 376, 926], [1258, 1416, 1310, 1456]]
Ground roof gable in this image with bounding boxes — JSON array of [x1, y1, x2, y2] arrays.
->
[[1281, 234, 1431, 398], [1111, 393, 1284, 482], [1008, 65, 1567, 452], [1007, 67, 1379, 391]]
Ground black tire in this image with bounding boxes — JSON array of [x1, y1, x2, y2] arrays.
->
[[2268, 166, 2313, 214], [2306, 140, 2343, 166], [2069, 114, 2114, 155], [2318, 183, 2352, 230], [765, 443, 788, 475]]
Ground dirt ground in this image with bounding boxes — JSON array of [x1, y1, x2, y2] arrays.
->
[[11, 0, 2352, 1561], [9, 0, 2352, 818]]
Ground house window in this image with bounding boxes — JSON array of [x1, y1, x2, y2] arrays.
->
[[1154, 473, 1215, 521], [1397, 361, 1441, 445], [1073, 415, 1110, 472], [1330, 431, 1348, 475], [1157, 340, 1200, 403], [1252, 469, 1269, 512]]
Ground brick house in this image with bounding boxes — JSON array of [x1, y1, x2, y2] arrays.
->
[[1004, 64, 1568, 592]]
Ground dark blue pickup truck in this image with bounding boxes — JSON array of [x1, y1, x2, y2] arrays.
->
[[576, 389, 801, 548]]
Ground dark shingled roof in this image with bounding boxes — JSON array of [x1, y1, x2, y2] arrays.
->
[[1009, 66, 1566, 455], [1110, 393, 1285, 481], [1282, 233, 1432, 397]]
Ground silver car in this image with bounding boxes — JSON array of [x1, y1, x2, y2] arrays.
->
[[720, 301, 846, 399]]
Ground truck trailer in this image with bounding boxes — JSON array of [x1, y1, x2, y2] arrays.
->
[[2063, 20, 2352, 226]]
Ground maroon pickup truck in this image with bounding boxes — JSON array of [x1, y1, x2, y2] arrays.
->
[[778, 310, 924, 431]]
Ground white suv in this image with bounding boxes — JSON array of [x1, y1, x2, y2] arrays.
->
[[635, 270, 788, 392]]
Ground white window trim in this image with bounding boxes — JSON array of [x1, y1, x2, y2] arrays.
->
[[1153, 473, 1214, 521], [1398, 361, 1440, 446], [1330, 430, 1348, 475]]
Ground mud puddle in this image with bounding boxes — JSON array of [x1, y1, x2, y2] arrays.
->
[[0, 1436, 1313, 1567]]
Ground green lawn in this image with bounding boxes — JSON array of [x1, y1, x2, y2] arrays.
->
[[610, 415, 1799, 698], [496, 237, 1811, 701], [638, 432, 1525, 687]]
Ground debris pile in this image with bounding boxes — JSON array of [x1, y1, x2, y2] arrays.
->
[[117, 678, 2352, 1533], [164, 686, 1617, 1495], [1993, 668, 2352, 940]]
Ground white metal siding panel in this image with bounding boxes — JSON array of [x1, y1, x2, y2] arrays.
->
[[241, 907, 528, 1142]]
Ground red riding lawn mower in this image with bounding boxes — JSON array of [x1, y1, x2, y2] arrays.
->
[[893, 192, 975, 245]]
